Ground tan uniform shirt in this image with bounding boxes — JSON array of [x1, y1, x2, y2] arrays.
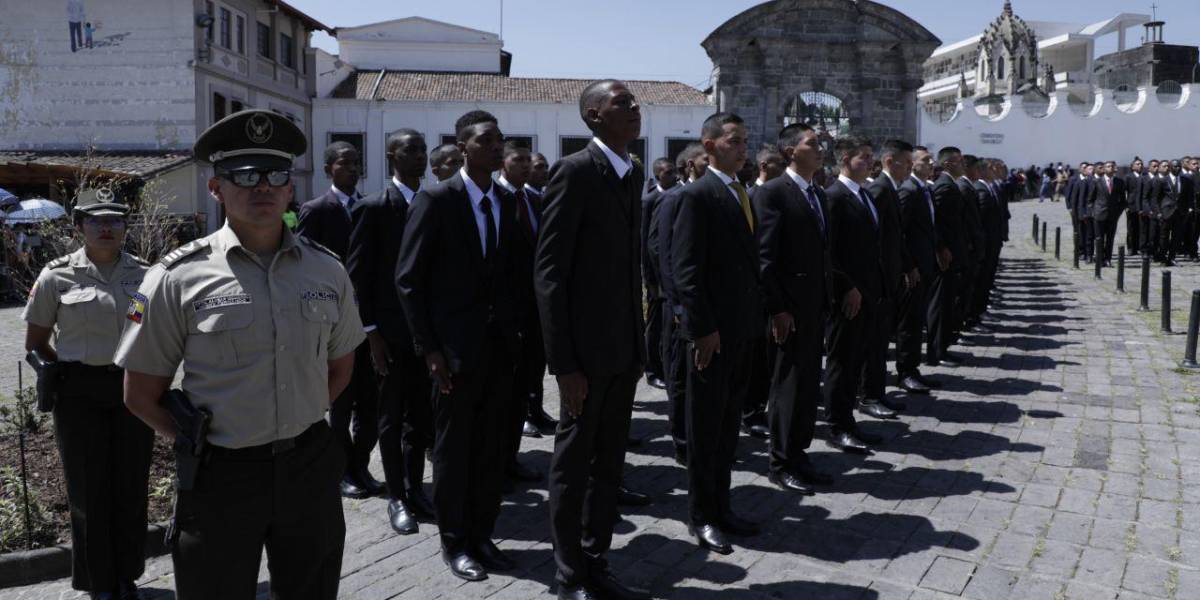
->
[[22, 249, 148, 366], [114, 224, 365, 448]]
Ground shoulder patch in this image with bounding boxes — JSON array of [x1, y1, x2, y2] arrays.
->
[[158, 239, 210, 269], [299, 236, 341, 261], [46, 255, 71, 269]]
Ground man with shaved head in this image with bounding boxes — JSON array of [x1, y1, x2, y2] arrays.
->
[[536, 79, 650, 600]]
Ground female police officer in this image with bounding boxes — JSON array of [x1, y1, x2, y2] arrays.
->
[[22, 187, 153, 600]]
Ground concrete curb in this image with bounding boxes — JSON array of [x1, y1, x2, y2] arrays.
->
[[0, 523, 168, 588]]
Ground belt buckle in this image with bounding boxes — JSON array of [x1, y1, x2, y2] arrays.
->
[[271, 437, 296, 455]]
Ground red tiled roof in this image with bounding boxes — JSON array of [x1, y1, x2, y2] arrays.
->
[[331, 71, 710, 106]]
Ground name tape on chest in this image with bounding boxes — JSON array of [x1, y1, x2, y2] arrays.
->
[[127, 292, 148, 324], [301, 290, 338, 303], [192, 294, 253, 312]]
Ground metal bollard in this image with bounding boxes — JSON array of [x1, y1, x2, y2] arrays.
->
[[1139, 254, 1151, 311], [1182, 290, 1200, 369], [1032, 214, 1039, 241], [1055, 227, 1061, 260], [1041, 222, 1048, 252], [1162, 270, 1173, 333], [1117, 246, 1125, 292]]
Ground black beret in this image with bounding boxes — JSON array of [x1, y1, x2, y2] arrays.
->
[[193, 109, 307, 171]]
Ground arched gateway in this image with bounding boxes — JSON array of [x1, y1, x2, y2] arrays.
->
[[702, 0, 941, 150]]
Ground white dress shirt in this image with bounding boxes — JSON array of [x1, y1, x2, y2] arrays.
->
[[460, 168, 501, 257], [593, 137, 633, 180], [786, 167, 825, 228], [496, 175, 539, 233], [391, 177, 419, 205], [838, 174, 879, 225], [330, 184, 359, 215], [707, 165, 744, 205]]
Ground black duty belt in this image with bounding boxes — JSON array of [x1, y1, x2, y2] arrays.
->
[[60, 362, 122, 376], [207, 420, 325, 459]]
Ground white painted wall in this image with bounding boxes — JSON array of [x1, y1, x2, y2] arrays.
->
[[337, 18, 503, 73], [311, 99, 714, 196], [918, 85, 1200, 167]]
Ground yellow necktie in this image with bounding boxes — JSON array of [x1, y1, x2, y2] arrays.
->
[[730, 181, 754, 233]]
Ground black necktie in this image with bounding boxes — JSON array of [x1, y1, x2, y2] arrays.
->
[[346, 193, 357, 213], [858, 188, 878, 229], [479, 196, 497, 261], [805, 186, 825, 237]]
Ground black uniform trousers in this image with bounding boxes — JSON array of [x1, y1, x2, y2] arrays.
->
[[54, 365, 153, 593], [173, 420, 345, 600], [1092, 218, 1112, 263], [644, 293, 664, 380], [377, 342, 434, 500], [1127, 210, 1141, 254], [926, 269, 959, 362], [825, 300, 878, 434], [660, 308, 688, 452], [956, 262, 978, 331], [431, 330, 513, 553], [741, 334, 770, 424], [971, 248, 1000, 321], [862, 297, 894, 400], [896, 277, 930, 376], [685, 339, 751, 526], [548, 368, 639, 587], [767, 317, 823, 476], [328, 341, 378, 481], [506, 324, 546, 465]]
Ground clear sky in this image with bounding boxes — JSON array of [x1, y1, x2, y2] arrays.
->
[[295, 0, 1200, 89]]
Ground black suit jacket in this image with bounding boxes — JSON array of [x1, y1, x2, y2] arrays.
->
[[672, 170, 764, 343], [1067, 176, 1095, 220], [931, 173, 967, 270], [867, 175, 913, 296], [972, 180, 1005, 248], [535, 141, 645, 377], [348, 183, 413, 347], [1181, 173, 1196, 214], [824, 179, 886, 303], [640, 186, 667, 294], [1162, 174, 1190, 220], [752, 174, 830, 319], [1144, 175, 1164, 216], [653, 185, 686, 315], [395, 172, 520, 373], [505, 185, 542, 331], [297, 190, 354, 261], [897, 176, 938, 279], [1092, 176, 1116, 221], [955, 177, 985, 264], [1129, 173, 1147, 213]]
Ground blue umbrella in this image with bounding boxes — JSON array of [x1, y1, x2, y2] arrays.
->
[[5, 199, 67, 224], [0, 187, 16, 209]]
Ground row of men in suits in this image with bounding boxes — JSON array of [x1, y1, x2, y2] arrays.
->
[[1101, 157, 1200, 266]]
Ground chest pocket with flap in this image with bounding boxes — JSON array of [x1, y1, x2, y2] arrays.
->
[[189, 304, 253, 366]]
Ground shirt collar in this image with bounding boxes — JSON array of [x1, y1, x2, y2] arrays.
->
[[708, 165, 738, 186], [837, 174, 862, 196], [391, 177, 419, 204], [330, 184, 356, 207], [754, 177, 766, 187], [496, 174, 522, 195], [910, 174, 927, 188], [593, 137, 633, 179], [883, 171, 901, 190], [785, 167, 812, 192], [460, 168, 497, 209], [214, 221, 299, 258]]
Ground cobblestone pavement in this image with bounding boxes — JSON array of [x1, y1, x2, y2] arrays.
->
[[5, 199, 1200, 599]]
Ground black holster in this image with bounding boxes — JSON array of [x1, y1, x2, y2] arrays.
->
[[25, 350, 61, 413], [162, 389, 211, 548]]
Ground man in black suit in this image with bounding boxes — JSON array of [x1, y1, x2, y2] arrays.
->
[[536, 80, 650, 600], [1127, 158, 1146, 255], [955, 156, 987, 333], [1163, 159, 1191, 265], [650, 143, 707, 465], [298, 142, 385, 499], [395, 110, 520, 582], [928, 147, 968, 367], [896, 146, 940, 390], [1068, 162, 1095, 262], [495, 142, 553, 481], [753, 122, 836, 494], [429, 143, 464, 182], [640, 157, 678, 391], [824, 137, 888, 454], [672, 112, 764, 555], [971, 160, 1004, 321], [741, 145, 785, 440], [1092, 161, 1119, 265], [347, 129, 434, 534], [864, 140, 918, 414]]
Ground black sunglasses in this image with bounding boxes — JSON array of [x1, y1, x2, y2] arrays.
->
[[217, 169, 292, 188]]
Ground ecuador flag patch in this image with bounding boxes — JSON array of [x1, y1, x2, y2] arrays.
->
[[127, 292, 147, 324]]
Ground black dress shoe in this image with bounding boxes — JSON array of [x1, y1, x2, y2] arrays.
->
[[897, 375, 930, 395], [741, 421, 771, 439], [827, 430, 871, 453], [508, 460, 542, 482], [388, 498, 418, 535], [691, 523, 732, 554], [443, 550, 486, 581], [931, 356, 961, 368], [616, 485, 652, 506], [470, 539, 516, 571], [522, 420, 543, 438], [89, 593, 116, 600], [355, 469, 387, 496], [646, 375, 667, 390], [720, 512, 761, 536], [589, 565, 651, 600], [769, 471, 814, 495], [529, 409, 559, 430], [407, 488, 437, 520], [879, 395, 908, 411], [558, 584, 601, 600], [794, 462, 835, 485], [117, 581, 140, 600], [913, 372, 941, 388], [340, 476, 370, 499], [673, 446, 688, 466], [857, 399, 897, 420]]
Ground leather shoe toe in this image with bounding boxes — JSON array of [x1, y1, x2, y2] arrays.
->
[[557, 584, 600, 600], [827, 431, 871, 454], [388, 499, 418, 535], [616, 485, 652, 507], [691, 523, 732, 554], [522, 420, 543, 438], [646, 375, 667, 390], [768, 471, 814, 495], [443, 551, 486, 581], [340, 476, 370, 499], [898, 375, 930, 395], [857, 400, 897, 420]]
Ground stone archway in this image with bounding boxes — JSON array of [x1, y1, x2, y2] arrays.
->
[[702, 0, 940, 149]]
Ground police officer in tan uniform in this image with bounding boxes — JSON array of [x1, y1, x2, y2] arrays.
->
[[115, 110, 365, 600], [23, 188, 152, 600]]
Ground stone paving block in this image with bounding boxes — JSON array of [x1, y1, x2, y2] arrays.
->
[[1058, 487, 1100, 516], [1096, 493, 1140, 521], [1009, 504, 1055, 537], [918, 556, 976, 595], [1046, 512, 1093, 545], [985, 532, 1039, 569], [1075, 546, 1127, 589], [1120, 555, 1172, 598]]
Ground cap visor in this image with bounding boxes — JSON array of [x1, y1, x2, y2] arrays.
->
[[214, 155, 293, 172]]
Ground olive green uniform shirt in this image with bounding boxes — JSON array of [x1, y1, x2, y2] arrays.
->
[[114, 224, 365, 448], [22, 248, 149, 366]]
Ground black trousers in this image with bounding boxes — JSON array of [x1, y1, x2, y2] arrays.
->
[[971, 249, 1000, 321], [54, 366, 153, 592], [1070, 213, 1083, 258], [377, 342, 433, 500], [1141, 213, 1159, 256], [506, 323, 545, 465], [1092, 218, 1111, 263], [896, 276, 930, 375], [767, 317, 823, 475], [174, 421, 345, 600], [741, 335, 770, 422], [1160, 215, 1182, 261], [661, 307, 688, 452], [1079, 217, 1096, 261], [685, 339, 750, 525], [862, 296, 894, 400], [328, 342, 379, 481], [644, 293, 664, 380], [549, 369, 639, 587], [1104, 216, 1120, 261], [431, 333, 513, 553], [69, 21, 82, 51], [926, 269, 959, 362], [825, 300, 877, 434], [956, 261, 978, 331], [1127, 210, 1141, 254]]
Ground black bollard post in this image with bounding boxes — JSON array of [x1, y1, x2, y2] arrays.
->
[[1162, 270, 1173, 333], [1139, 254, 1151, 311], [1182, 290, 1200, 369], [1041, 222, 1048, 252], [1117, 246, 1126, 292], [1055, 227, 1061, 260], [1032, 214, 1039, 241]]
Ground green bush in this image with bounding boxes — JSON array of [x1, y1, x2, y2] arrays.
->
[[0, 386, 46, 435], [0, 466, 57, 552]]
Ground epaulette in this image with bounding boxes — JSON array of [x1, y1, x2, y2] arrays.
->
[[45, 255, 71, 269], [128, 254, 151, 267], [299, 236, 342, 262], [158, 239, 210, 269]]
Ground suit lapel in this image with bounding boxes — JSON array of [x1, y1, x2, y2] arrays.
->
[[587, 141, 632, 225], [449, 174, 486, 268], [703, 171, 756, 258]]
